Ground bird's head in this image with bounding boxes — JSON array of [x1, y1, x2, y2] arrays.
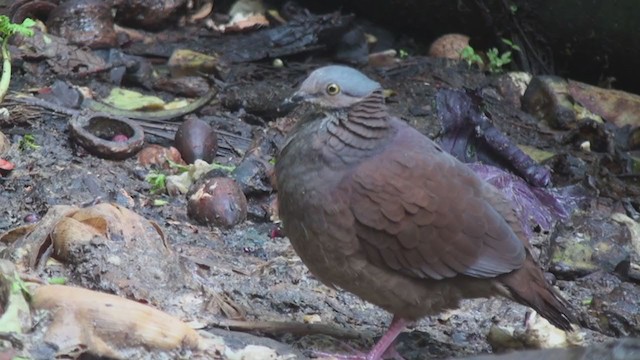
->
[[284, 65, 381, 110]]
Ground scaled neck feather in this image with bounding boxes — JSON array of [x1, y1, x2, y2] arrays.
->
[[325, 89, 393, 154]]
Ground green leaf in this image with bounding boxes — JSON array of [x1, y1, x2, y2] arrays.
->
[[485, 47, 513, 73], [47, 277, 67, 285], [168, 159, 190, 173], [11, 273, 30, 296], [210, 162, 235, 172], [153, 199, 169, 206], [460, 46, 483, 68], [0, 16, 35, 38], [517, 144, 555, 163], [500, 51, 513, 64], [21, 18, 36, 29], [104, 88, 166, 111], [0, 272, 31, 334], [501, 38, 521, 52], [501, 38, 514, 47], [145, 171, 167, 194], [18, 134, 40, 151]]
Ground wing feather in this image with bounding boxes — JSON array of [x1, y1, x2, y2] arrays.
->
[[347, 139, 526, 280]]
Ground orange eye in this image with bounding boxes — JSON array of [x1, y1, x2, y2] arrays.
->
[[326, 83, 340, 95]]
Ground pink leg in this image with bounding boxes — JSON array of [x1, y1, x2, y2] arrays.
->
[[365, 316, 408, 360], [312, 316, 409, 360]]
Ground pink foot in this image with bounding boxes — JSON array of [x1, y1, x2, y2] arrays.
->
[[311, 316, 409, 360]]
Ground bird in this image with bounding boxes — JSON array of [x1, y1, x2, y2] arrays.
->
[[274, 65, 576, 360]]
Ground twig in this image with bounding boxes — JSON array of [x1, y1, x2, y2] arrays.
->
[[210, 319, 362, 340]]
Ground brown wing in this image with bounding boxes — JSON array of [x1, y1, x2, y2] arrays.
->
[[347, 139, 526, 280]]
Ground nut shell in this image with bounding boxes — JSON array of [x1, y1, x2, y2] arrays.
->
[[187, 177, 247, 228], [174, 118, 218, 164]]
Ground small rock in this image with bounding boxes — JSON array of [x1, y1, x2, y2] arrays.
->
[[549, 213, 631, 279], [591, 282, 640, 337], [47, 0, 117, 49]]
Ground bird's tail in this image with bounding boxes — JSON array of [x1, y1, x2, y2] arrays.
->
[[497, 254, 576, 331]]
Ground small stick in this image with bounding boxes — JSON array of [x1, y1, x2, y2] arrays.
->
[[209, 319, 362, 339]]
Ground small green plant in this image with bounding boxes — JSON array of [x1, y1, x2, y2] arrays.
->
[[460, 45, 484, 68], [0, 16, 35, 102], [11, 272, 31, 297], [485, 38, 521, 73], [461, 39, 521, 73], [398, 48, 409, 60], [19, 134, 40, 151], [167, 159, 188, 173], [0, 16, 35, 37], [485, 48, 512, 73], [145, 171, 167, 194], [501, 38, 521, 52], [146, 160, 236, 195]]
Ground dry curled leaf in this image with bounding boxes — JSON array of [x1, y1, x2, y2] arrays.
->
[[31, 285, 203, 359], [50, 216, 107, 261]]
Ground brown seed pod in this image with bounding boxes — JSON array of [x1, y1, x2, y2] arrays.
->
[[187, 177, 247, 228], [174, 118, 218, 164]]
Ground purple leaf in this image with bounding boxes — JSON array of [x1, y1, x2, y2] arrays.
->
[[436, 89, 551, 187], [468, 164, 586, 237]]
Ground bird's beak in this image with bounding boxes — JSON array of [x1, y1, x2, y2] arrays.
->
[[278, 91, 306, 114], [285, 93, 305, 104]]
